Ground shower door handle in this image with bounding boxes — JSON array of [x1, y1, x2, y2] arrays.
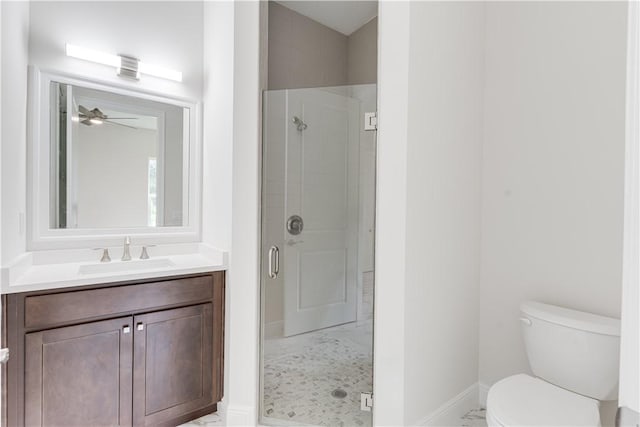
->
[[268, 246, 279, 279]]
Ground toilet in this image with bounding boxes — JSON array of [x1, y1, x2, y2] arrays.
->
[[486, 301, 620, 426]]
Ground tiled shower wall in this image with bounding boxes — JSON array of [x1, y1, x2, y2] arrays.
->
[[263, 84, 377, 337]]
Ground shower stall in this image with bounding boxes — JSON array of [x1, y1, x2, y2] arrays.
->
[[260, 84, 377, 426]]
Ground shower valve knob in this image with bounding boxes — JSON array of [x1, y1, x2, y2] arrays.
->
[[287, 215, 304, 235]]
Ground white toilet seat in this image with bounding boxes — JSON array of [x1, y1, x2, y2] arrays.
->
[[486, 374, 601, 427]]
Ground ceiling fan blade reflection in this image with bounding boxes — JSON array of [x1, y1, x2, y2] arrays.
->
[[92, 108, 106, 119], [104, 120, 137, 129]]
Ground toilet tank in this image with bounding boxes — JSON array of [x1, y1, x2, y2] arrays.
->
[[520, 301, 620, 401]]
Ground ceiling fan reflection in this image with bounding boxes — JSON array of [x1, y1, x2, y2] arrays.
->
[[77, 105, 138, 129]]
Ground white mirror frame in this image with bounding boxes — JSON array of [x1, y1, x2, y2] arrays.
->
[[27, 67, 202, 250]]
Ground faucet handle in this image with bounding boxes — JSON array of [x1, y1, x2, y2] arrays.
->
[[93, 248, 111, 263], [121, 236, 132, 261], [140, 245, 156, 260]]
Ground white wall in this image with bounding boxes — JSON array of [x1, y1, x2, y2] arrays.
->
[[1, 1, 29, 267], [202, 1, 233, 253], [620, 0, 640, 415], [404, 2, 485, 424], [374, 2, 485, 425], [75, 124, 157, 228], [225, 1, 261, 424], [201, 2, 235, 421], [478, 1, 628, 393], [373, 2, 410, 424], [28, 1, 203, 100]]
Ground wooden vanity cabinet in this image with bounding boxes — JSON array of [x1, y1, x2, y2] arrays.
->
[[24, 316, 134, 427], [2, 272, 225, 427], [133, 304, 214, 426]]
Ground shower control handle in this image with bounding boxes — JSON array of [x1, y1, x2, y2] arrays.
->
[[287, 215, 304, 235], [268, 246, 279, 279]]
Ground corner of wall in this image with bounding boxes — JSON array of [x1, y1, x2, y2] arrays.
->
[[202, 0, 234, 253], [478, 382, 490, 409], [226, 0, 261, 422], [619, 0, 640, 413], [416, 383, 480, 427], [372, 1, 411, 425], [1, 0, 29, 267]]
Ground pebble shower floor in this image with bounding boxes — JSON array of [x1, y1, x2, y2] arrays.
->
[[262, 322, 374, 426]]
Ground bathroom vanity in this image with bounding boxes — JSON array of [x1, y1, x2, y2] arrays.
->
[[0, 32, 226, 426], [2, 271, 225, 427]]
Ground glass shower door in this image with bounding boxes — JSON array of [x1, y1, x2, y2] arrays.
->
[[260, 84, 377, 427]]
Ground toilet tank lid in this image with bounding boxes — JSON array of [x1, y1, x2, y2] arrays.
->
[[520, 301, 620, 336]]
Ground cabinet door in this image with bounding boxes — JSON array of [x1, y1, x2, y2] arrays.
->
[[24, 317, 134, 427], [133, 304, 214, 426]]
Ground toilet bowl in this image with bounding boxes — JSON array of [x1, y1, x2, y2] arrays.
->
[[486, 301, 620, 427]]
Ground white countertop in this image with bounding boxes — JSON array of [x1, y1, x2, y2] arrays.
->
[[1, 243, 228, 294]]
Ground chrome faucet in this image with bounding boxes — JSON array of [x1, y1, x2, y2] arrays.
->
[[122, 236, 132, 261]]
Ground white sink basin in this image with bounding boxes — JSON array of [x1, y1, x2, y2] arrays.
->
[[78, 258, 175, 275]]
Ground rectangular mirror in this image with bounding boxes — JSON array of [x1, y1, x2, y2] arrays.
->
[[29, 69, 201, 249], [50, 82, 188, 229]]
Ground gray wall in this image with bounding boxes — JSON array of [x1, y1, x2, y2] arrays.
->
[[348, 17, 377, 85], [268, 2, 377, 90], [268, 2, 348, 89]]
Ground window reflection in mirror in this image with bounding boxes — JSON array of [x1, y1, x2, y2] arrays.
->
[[50, 81, 188, 229]]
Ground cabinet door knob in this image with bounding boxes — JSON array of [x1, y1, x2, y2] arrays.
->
[[137, 323, 145, 331], [123, 326, 131, 334]]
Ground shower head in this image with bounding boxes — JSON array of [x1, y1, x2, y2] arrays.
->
[[293, 116, 308, 131]]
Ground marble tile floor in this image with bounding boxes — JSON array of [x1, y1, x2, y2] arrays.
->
[[262, 321, 374, 427], [181, 407, 486, 427], [180, 406, 486, 426], [180, 320, 485, 427], [179, 412, 225, 427]]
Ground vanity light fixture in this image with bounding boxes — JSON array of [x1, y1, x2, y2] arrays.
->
[[65, 44, 183, 82]]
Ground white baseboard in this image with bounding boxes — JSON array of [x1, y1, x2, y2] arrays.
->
[[216, 398, 228, 420], [225, 404, 256, 426], [264, 321, 283, 339], [416, 383, 480, 426], [478, 383, 490, 409]]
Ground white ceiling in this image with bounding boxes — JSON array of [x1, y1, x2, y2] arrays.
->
[[275, 1, 377, 36]]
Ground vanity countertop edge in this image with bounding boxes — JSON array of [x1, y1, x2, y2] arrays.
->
[[0, 243, 228, 294]]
